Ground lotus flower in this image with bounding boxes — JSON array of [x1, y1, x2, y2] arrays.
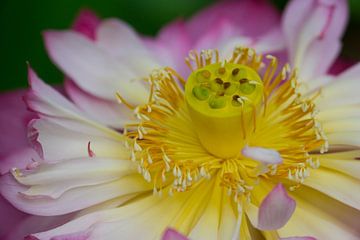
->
[[1, 0, 359, 239]]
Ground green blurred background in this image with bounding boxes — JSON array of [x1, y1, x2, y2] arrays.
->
[[0, 0, 359, 92]]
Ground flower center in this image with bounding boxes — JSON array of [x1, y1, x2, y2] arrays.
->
[[118, 47, 327, 200], [185, 63, 263, 158]]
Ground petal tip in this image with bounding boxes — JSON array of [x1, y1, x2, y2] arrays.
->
[[162, 228, 188, 240], [258, 183, 296, 230]]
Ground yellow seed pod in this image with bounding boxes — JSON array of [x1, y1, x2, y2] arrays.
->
[[185, 62, 264, 158]]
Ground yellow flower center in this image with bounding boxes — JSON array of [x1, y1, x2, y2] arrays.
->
[[185, 62, 263, 158], [118, 47, 327, 200]]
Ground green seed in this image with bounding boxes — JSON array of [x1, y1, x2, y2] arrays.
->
[[224, 83, 237, 95], [209, 97, 226, 109], [239, 82, 256, 94], [193, 86, 210, 100]]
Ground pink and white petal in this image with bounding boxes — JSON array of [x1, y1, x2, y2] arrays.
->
[[29, 119, 127, 162], [43, 31, 148, 104], [96, 19, 159, 77], [242, 146, 283, 165], [162, 228, 188, 240], [298, 38, 341, 81], [26, 67, 89, 119], [302, 167, 360, 210], [187, 0, 280, 41], [0, 89, 35, 155], [219, 26, 285, 59], [25, 69, 124, 144], [0, 147, 40, 175], [65, 80, 136, 129], [281, 237, 316, 240], [278, 186, 360, 239], [72, 9, 100, 40], [283, 0, 348, 79], [251, 27, 285, 54], [1, 173, 151, 216]]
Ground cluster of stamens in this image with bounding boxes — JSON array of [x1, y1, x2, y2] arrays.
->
[[114, 46, 328, 203]]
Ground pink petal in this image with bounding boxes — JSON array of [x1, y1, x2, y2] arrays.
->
[[283, 0, 348, 78], [242, 146, 283, 165], [0, 89, 35, 156], [162, 228, 188, 240], [0, 195, 27, 239], [258, 184, 296, 230], [187, 0, 280, 41], [146, 19, 192, 77], [281, 237, 317, 240], [329, 57, 356, 75], [72, 9, 100, 40], [4, 212, 74, 240], [193, 18, 241, 51]]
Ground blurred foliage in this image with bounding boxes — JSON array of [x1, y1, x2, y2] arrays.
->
[[0, 0, 359, 92]]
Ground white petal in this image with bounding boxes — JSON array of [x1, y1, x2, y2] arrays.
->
[[218, 192, 238, 240], [316, 63, 360, 110], [242, 146, 283, 165], [65, 80, 136, 129], [278, 185, 360, 239], [315, 150, 360, 180], [188, 184, 222, 240], [303, 167, 360, 210]]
